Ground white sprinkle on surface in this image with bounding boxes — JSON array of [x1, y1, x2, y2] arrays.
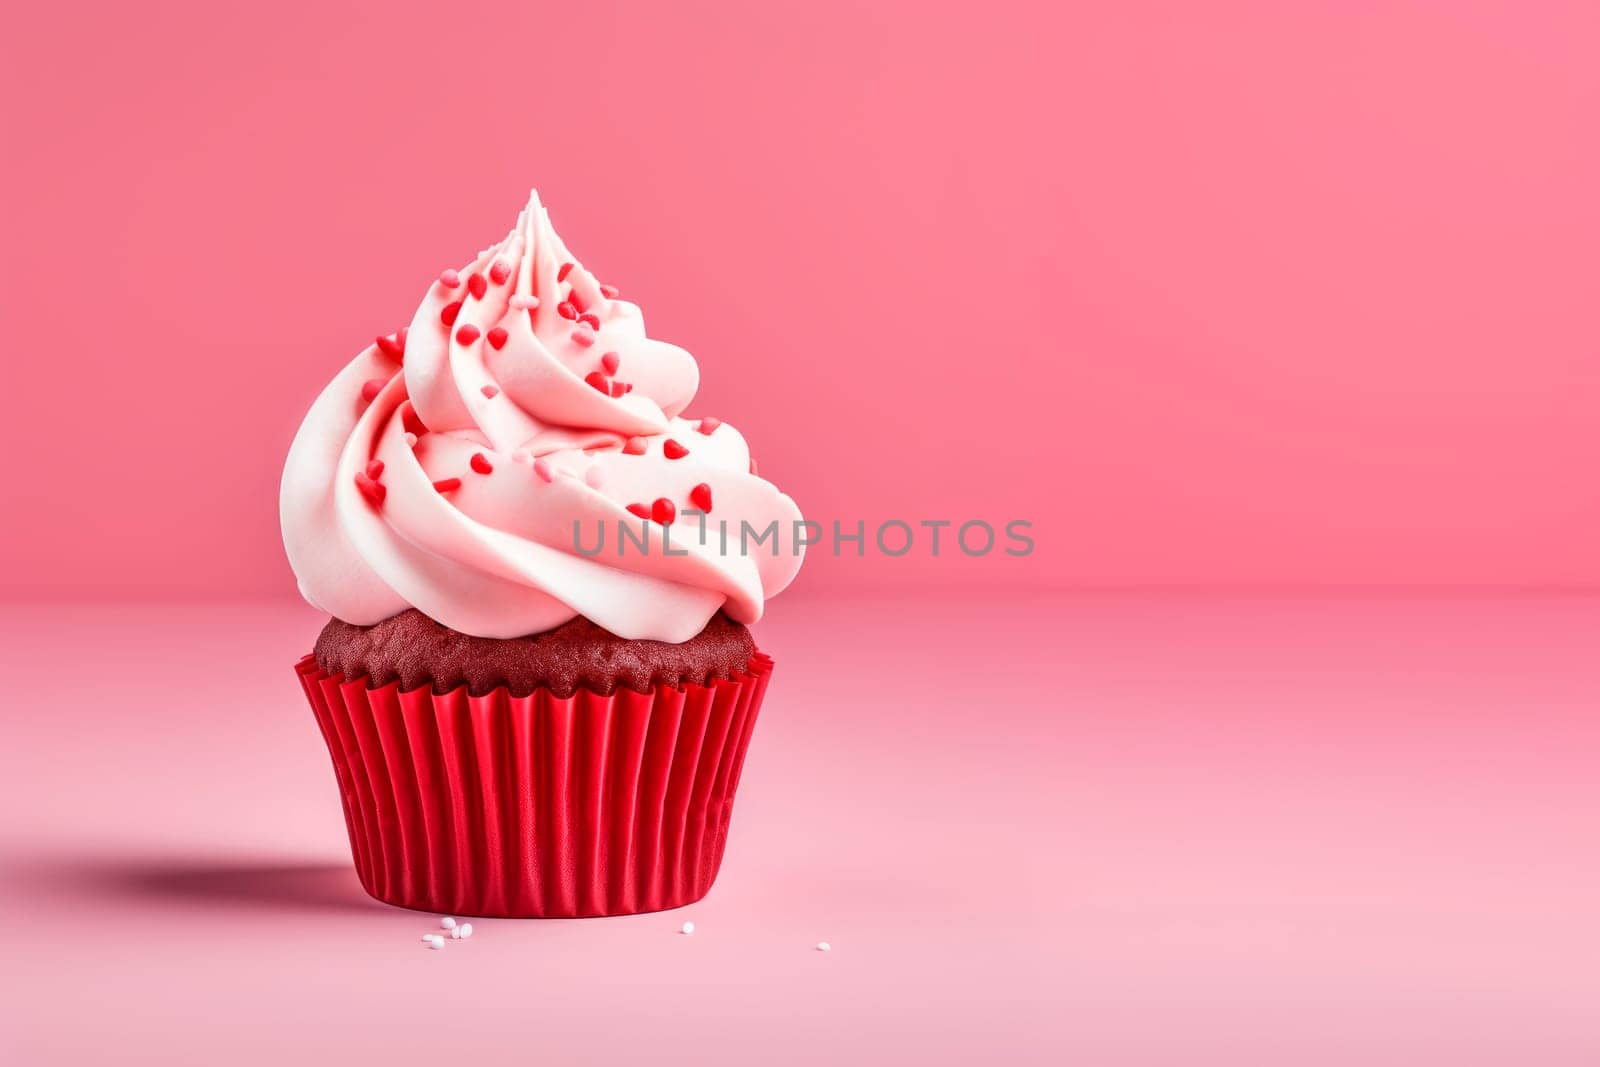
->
[[440, 917, 457, 930], [815, 941, 831, 952], [680, 921, 695, 935], [422, 934, 445, 948], [459, 923, 473, 939]]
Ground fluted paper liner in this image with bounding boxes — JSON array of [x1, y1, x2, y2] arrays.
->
[[295, 651, 773, 917]]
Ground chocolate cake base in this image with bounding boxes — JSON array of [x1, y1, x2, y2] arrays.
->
[[313, 610, 755, 698]]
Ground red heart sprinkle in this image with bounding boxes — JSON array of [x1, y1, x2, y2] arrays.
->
[[481, 384, 499, 398], [558, 262, 575, 282], [360, 378, 386, 403], [697, 417, 721, 435], [439, 269, 461, 288], [455, 324, 480, 345], [608, 379, 627, 398], [577, 312, 600, 329], [440, 301, 462, 326], [690, 483, 713, 512], [557, 301, 578, 320], [626, 502, 650, 519], [584, 371, 610, 393], [601, 352, 620, 375], [651, 498, 676, 524], [572, 327, 596, 347], [432, 477, 461, 493], [467, 273, 487, 299], [401, 404, 429, 437], [375, 333, 404, 360], [470, 452, 493, 474], [486, 326, 508, 350], [623, 436, 647, 455], [599, 283, 620, 298], [354, 472, 386, 507], [488, 260, 511, 284], [663, 439, 688, 460], [365, 459, 385, 480]]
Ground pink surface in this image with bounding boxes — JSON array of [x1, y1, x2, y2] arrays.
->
[[5, 1, 1600, 597], [3, 592, 1598, 1064]]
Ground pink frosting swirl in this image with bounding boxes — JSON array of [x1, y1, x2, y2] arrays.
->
[[281, 191, 804, 641]]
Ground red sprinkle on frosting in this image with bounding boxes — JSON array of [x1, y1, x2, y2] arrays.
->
[[696, 417, 721, 435], [401, 404, 429, 437], [354, 472, 386, 507], [558, 262, 575, 282], [608, 380, 627, 398], [623, 436, 647, 455], [626, 502, 650, 519], [572, 327, 596, 347], [455, 324, 480, 345], [440, 301, 462, 326], [360, 378, 386, 403], [439, 269, 461, 288], [690, 483, 713, 512], [470, 452, 493, 475], [486, 326, 508, 350], [466, 273, 488, 299], [365, 459, 385, 480], [488, 260, 511, 284], [532, 458, 554, 482], [601, 351, 620, 375], [577, 312, 600, 330], [481, 384, 499, 398], [663, 439, 689, 460], [557, 301, 578, 320], [375, 333, 404, 360], [651, 498, 676, 525], [432, 477, 462, 493], [748, 456, 759, 475], [584, 371, 610, 393], [599, 283, 620, 298]]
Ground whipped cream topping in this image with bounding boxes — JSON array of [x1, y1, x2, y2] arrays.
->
[[281, 191, 803, 641]]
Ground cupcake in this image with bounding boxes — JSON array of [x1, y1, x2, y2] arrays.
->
[[281, 191, 804, 917]]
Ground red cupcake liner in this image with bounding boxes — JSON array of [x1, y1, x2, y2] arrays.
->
[[294, 651, 773, 918]]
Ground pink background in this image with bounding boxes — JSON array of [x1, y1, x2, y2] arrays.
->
[[4, 3, 1600, 1065], [3, 0, 1599, 596]]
